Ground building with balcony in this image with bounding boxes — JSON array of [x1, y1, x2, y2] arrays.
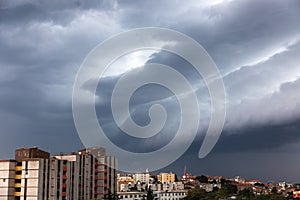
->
[[158, 173, 175, 184], [132, 169, 150, 185], [0, 146, 117, 200], [0, 160, 16, 200]]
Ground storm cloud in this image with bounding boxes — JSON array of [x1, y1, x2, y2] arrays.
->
[[0, 0, 300, 182]]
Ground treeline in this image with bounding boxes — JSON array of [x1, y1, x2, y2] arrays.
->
[[185, 185, 293, 200]]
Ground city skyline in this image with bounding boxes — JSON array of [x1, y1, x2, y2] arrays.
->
[[0, 145, 298, 185], [0, 0, 300, 183]]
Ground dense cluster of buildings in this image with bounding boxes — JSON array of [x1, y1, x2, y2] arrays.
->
[[1, 146, 299, 200], [0, 147, 187, 200], [0, 147, 117, 200], [117, 171, 186, 200]]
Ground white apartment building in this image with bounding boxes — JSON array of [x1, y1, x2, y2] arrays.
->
[[0, 160, 16, 200], [132, 170, 150, 184]]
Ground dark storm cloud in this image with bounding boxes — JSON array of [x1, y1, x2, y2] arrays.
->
[[0, 0, 300, 181], [117, 0, 300, 72], [0, 0, 117, 25], [216, 121, 300, 153], [0, 0, 122, 158]]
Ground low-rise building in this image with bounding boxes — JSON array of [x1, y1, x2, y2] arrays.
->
[[158, 173, 175, 184], [118, 175, 135, 192], [118, 191, 145, 200], [199, 183, 221, 192], [118, 190, 187, 200], [155, 190, 187, 200]]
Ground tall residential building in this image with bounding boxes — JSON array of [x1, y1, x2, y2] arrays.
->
[[0, 160, 16, 200], [14, 147, 50, 200], [0, 146, 117, 200], [18, 158, 50, 199], [52, 147, 118, 200], [15, 147, 50, 162], [158, 173, 175, 184]]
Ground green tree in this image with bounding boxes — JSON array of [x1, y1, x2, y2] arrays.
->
[[218, 184, 237, 197], [175, 173, 178, 182], [254, 194, 285, 200], [271, 187, 277, 194], [196, 175, 208, 183], [143, 186, 154, 200], [237, 188, 254, 199], [150, 174, 158, 183], [185, 188, 207, 200], [104, 189, 119, 200], [212, 187, 219, 192]]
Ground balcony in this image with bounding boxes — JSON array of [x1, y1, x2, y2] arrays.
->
[[15, 166, 22, 171], [14, 192, 21, 196], [15, 183, 21, 188], [15, 175, 22, 179], [63, 174, 67, 179], [63, 166, 67, 171]]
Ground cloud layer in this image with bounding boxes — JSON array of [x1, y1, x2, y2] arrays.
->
[[0, 0, 300, 181]]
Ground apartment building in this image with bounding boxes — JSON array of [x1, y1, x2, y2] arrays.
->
[[118, 190, 187, 200], [52, 148, 117, 200], [132, 169, 150, 184], [0, 160, 15, 200], [0, 146, 117, 200], [158, 173, 175, 184]]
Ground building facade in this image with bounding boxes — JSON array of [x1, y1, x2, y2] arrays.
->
[[132, 170, 150, 184], [158, 173, 175, 184], [0, 160, 16, 200], [118, 191, 187, 200], [0, 146, 117, 200]]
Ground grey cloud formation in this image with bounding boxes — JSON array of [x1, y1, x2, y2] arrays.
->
[[0, 0, 300, 181], [225, 42, 300, 130]]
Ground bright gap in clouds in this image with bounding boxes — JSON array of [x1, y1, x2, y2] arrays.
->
[[103, 49, 159, 77], [224, 46, 288, 78], [194, 0, 231, 7]]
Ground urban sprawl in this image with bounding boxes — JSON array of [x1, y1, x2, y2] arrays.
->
[[0, 147, 299, 200]]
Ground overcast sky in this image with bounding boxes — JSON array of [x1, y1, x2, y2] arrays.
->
[[1, 0, 300, 182]]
